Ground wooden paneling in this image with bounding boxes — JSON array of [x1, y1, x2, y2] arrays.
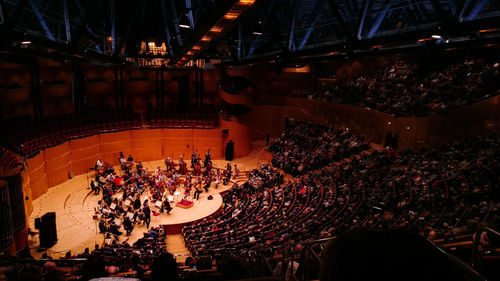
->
[[219, 118, 251, 158], [22, 129, 223, 204], [44, 143, 71, 187]]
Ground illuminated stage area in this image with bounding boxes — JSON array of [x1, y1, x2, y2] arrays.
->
[[28, 158, 258, 258]]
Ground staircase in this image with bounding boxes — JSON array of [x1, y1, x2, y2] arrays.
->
[[248, 140, 266, 160], [166, 234, 191, 264]]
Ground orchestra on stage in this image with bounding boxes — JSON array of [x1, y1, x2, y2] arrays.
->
[[92, 149, 239, 239]]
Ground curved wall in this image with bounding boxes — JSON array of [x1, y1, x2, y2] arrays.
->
[[243, 95, 500, 149], [21, 124, 251, 219], [219, 117, 252, 158]]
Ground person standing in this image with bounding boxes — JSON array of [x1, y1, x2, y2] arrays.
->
[[143, 202, 151, 229]]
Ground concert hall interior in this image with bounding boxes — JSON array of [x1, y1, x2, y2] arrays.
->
[[1, 0, 500, 280]]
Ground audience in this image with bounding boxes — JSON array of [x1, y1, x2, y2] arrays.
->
[[308, 58, 500, 117], [269, 121, 369, 175]]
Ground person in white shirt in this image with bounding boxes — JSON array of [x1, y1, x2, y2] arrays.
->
[[96, 159, 103, 168]]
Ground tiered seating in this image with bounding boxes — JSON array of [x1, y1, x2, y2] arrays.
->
[[307, 57, 500, 116], [183, 124, 500, 262], [2, 107, 219, 159], [269, 122, 370, 176], [0, 148, 22, 171], [149, 112, 218, 129]]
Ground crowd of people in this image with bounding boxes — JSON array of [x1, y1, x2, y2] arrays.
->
[[3, 123, 500, 280], [308, 57, 500, 116], [183, 124, 500, 264], [269, 122, 370, 176]]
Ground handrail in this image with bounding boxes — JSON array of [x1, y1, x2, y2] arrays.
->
[[428, 239, 486, 281], [471, 227, 500, 270]]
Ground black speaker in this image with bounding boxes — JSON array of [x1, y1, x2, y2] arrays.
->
[[225, 140, 234, 161], [39, 212, 57, 248], [34, 218, 41, 229]]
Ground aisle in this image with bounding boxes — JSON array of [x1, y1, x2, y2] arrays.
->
[[166, 234, 191, 264]]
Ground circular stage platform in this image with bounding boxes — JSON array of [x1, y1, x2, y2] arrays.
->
[[28, 158, 258, 258]]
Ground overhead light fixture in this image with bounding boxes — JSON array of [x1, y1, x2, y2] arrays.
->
[[187, 51, 193, 55], [224, 12, 239, 20], [252, 31, 263, 35], [179, 24, 190, 29], [210, 26, 222, 33], [239, 0, 255, 5], [192, 45, 200, 50], [201, 36, 211, 42], [21, 41, 31, 45], [431, 35, 441, 39]]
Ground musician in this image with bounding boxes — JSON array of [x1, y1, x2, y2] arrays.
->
[[119, 152, 126, 167], [96, 158, 104, 168], [203, 177, 212, 192], [136, 161, 143, 174], [165, 157, 172, 170], [204, 148, 212, 167], [233, 164, 239, 178], [194, 182, 203, 200], [143, 202, 151, 229], [91, 180, 99, 195], [179, 154, 188, 175], [123, 216, 133, 236], [214, 169, 222, 189], [161, 200, 172, 215], [191, 150, 199, 168]]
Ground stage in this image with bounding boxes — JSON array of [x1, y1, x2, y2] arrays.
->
[[28, 157, 263, 259]]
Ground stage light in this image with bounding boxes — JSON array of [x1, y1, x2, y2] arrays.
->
[[224, 12, 239, 20], [201, 36, 211, 42], [179, 24, 191, 29], [187, 51, 193, 55], [387, 122, 391, 125], [239, 0, 255, 5], [431, 35, 441, 39], [192, 45, 201, 50], [252, 31, 263, 35], [210, 26, 222, 33], [21, 41, 31, 45]]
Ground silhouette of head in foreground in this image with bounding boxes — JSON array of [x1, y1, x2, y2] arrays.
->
[[320, 229, 477, 281]]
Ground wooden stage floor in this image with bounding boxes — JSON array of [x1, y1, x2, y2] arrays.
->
[[28, 157, 263, 259]]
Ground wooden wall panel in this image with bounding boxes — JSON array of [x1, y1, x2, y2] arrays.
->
[[46, 165, 70, 187], [44, 143, 72, 187], [27, 152, 48, 200], [219, 118, 251, 158], [130, 130, 163, 160], [100, 131, 132, 165], [70, 135, 101, 174], [23, 128, 224, 204], [21, 171, 33, 218]]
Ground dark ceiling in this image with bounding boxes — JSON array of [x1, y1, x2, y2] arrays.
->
[[1, 0, 500, 68]]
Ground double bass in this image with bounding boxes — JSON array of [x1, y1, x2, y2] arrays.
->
[[179, 155, 188, 175]]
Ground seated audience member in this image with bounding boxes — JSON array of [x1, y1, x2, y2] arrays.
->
[[151, 252, 179, 281], [320, 229, 472, 281], [216, 255, 252, 280], [81, 254, 108, 281], [6, 264, 42, 281]]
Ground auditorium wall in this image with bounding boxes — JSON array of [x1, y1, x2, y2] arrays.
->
[[243, 95, 500, 149], [219, 117, 252, 158], [21, 128, 231, 216]]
